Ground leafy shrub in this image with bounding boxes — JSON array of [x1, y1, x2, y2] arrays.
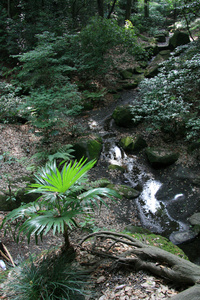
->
[[0, 82, 26, 123], [2, 253, 87, 299], [75, 17, 145, 75], [131, 40, 200, 141], [23, 84, 82, 138], [16, 31, 77, 89], [131, 1, 169, 35], [14, 32, 82, 137]]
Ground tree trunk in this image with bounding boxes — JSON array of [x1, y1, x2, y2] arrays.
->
[[125, 0, 132, 21], [97, 0, 104, 17], [63, 223, 71, 250], [80, 231, 200, 299], [107, 0, 117, 19], [7, 0, 11, 18], [144, 0, 149, 18]]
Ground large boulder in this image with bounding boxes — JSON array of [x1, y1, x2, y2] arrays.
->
[[170, 230, 198, 245], [188, 212, 200, 234], [120, 135, 147, 152], [112, 105, 136, 128], [73, 135, 102, 161], [169, 31, 190, 50], [146, 147, 179, 168]]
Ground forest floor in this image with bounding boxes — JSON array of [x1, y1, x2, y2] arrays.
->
[[0, 34, 199, 299], [0, 105, 189, 299]]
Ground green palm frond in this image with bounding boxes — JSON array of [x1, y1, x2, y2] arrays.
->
[[29, 157, 96, 194], [2, 157, 120, 249], [80, 187, 120, 210]]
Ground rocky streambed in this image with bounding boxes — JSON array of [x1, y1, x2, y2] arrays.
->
[[79, 89, 200, 265]]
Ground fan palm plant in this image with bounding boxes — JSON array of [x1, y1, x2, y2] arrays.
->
[[2, 158, 120, 250]]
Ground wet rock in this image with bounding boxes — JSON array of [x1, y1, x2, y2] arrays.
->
[[146, 147, 179, 168], [188, 213, 200, 234], [120, 135, 147, 153], [107, 184, 140, 199], [73, 135, 102, 161], [170, 230, 198, 245], [169, 30, 190, 50], [188, 212, 200, 226], [144, 54, 166, 78], [108, 164, 126, 173]]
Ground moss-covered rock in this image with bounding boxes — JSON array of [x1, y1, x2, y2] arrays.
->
[[0, 178, 38, 211], [73, 136, 103, 161], [112, 105, 136, 128], [144, 54, 165, 78], [124, 229, 188, 259], [107, 184, 140, 199], [121, 81, 138, 90], [169, 30, 190, 50], [108, 164, 126, 173], [146, 147, 179, 168], [120, 69, 133, 80], [120, 135, 147, 152]]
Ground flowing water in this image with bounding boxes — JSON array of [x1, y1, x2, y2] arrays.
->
[[87, 90, 200, 264]]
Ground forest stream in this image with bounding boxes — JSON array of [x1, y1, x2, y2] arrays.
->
[[84, 89, 200, 265]]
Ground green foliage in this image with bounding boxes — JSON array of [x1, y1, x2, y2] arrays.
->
[[23, 84, 82, 138], [2, 158, 120, 249], [14, 32, 82, 137], [2, 253, 87, 299], [0, 82, 25, 123], [131, 1, 170, 35], [131, 40, 200, 141], [15, 32, 76, 89], [75, 17, 145, 75]]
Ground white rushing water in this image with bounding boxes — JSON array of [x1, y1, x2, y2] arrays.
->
[[141, 179, 162, 213]]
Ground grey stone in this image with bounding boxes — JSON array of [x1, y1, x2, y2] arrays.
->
[[146, 147, 179, 168], [170, 230, 198, 245]]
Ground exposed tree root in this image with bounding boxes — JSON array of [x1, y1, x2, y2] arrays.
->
[[79, 231, 200, 299]]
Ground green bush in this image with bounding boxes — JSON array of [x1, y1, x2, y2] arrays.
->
[[0, 82, 26, 123], [75, 17, 145, 75], [131, 40, 200, 141], [2, 253, 87, 299]]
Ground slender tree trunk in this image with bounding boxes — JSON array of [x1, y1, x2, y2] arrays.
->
[[144, 0, 149, 18], [97, 0, 104, 17], [7, 0, 11, 18], [63, 223, 71, 250], [107, 0, 117, 19], [125, 0, 132, 21]]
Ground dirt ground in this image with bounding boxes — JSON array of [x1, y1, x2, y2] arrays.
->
[[0, 118, 184, 299]]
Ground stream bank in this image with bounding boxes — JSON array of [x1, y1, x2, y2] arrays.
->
[[82, 89, 200, 265]]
